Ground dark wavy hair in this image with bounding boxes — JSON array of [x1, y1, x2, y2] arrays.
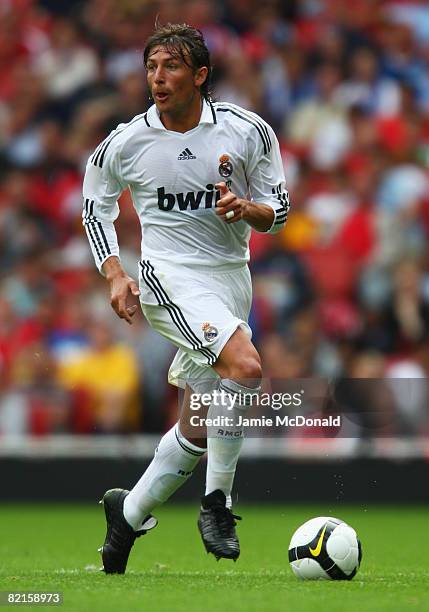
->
[[143, 22, 212, 100]]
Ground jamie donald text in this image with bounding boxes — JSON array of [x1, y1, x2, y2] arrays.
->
[[189, 415, 342, 428]]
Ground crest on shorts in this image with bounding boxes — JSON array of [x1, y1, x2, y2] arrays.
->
[[202, 322, 218, 342], [218, 154, 233, 178]]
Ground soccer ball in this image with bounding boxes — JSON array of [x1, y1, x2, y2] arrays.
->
[[288, 516, 362, 580]]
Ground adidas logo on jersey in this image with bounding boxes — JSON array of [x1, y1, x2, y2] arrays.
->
[[178, 148, 196, 160]]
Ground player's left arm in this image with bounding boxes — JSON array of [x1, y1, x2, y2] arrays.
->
[[215, 122, 290, 233]]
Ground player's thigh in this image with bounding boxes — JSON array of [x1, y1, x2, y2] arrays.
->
[[218, 264, 253, 322], [140, 259, 254, 376], [140, 285, 250, 370]]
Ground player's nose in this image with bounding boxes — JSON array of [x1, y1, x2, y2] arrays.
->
[[154, 67, 166, 83]]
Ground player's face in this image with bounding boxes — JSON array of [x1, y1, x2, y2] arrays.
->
[[146, 46, 207, 115]]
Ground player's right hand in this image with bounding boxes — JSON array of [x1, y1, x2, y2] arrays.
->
[[109, 274, 140, 325]]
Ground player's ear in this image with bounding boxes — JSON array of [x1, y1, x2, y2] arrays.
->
[[194, 66, 208, 88]]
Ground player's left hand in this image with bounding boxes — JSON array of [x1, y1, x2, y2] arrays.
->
[[215, 182, 247, 224]]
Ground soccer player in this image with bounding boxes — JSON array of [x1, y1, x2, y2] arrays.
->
[[82, 23, 290, 574]]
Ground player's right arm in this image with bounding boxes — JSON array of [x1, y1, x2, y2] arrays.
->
[[82, 136, 140, 325], [102, 256, 140, 325]]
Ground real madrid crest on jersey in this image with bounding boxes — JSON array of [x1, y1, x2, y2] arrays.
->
[[218, 154, 233, 178], [202, 322, 219, 343]]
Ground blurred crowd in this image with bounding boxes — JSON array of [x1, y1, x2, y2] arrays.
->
[[0, 0, 429, 437]]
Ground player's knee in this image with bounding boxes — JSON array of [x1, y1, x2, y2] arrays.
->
[[229, 356, 262, 383], [216, 334, 262, 382]]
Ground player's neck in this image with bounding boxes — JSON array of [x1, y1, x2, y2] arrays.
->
[[159, 96, 203, 133]]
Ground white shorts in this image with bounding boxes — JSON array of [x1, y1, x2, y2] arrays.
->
[[139, 259, 252, 389]]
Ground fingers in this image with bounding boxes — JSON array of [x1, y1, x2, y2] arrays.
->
[[215, 189, 239, 223], [124, 304, 138, 324], [216, 206, 242, 222], [111, 297, 135, 324], [218, 208, 242, 223], [129, 281, 140, 297], [215, 182, 228, 196], [110, 277, 140, 324], [215, 191, 242, 223], [224, 209, 242, 223], [215, 192, 235, 211], [113, 303, 138, 325]]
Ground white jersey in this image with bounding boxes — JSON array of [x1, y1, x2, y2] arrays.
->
[[82, 100, 290, 271]]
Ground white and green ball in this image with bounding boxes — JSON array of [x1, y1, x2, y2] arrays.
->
[[288, 516, 362, 580]]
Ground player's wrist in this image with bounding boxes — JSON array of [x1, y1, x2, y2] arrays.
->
[[103, 257, 127, 282], [107, 273, 129, 286], [240, 200, 251, 221], [242, 202, 275, 232]]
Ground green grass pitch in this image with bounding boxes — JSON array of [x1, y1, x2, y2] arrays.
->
[[0, 504, 427, 612]]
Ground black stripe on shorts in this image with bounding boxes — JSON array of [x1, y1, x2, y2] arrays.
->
[[140, 261, 217, 366]]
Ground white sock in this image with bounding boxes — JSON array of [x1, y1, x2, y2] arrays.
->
[[205, 379, 260, 505], [123, 423, 206, 530]]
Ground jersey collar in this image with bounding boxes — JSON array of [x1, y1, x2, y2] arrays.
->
[[146, 99, 217, 130]]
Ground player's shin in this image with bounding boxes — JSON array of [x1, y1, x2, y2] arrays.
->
[[205, 379, 260, 506], [123, 423, 206, 530]]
